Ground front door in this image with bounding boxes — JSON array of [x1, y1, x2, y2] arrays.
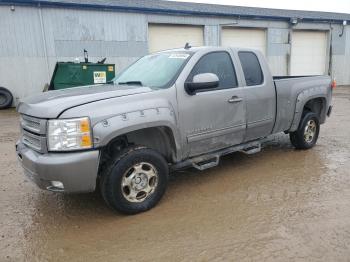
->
[[177, 51, 246, 157]]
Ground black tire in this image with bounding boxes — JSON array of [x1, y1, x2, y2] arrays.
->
[[0, 87, 13, 109], [99, 145, 169, 214], [289, 112, 320, 149]]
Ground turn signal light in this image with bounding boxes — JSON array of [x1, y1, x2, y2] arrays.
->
[[80, 134, 92, 147], [80, 118, 90, 133]]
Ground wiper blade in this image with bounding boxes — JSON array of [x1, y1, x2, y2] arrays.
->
[[118, 81, 143, 86]]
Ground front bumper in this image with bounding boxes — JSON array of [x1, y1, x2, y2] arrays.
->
[[16, 141, 100, 193]]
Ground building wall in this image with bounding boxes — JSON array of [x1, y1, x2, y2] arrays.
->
[[0, 6, 148, 104], [0, 5, 349, 105], [332, 26, 350, 85]]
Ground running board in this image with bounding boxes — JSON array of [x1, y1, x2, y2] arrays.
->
[[192, 155, 220, 171], [171, 140, 263, 172], [240, 143, 261, 154]]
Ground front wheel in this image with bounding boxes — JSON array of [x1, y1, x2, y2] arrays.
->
[[99, 145, 169, 214], [289, 112, 320, 149]]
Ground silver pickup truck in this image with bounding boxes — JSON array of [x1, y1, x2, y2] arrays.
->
[[16, 46, 333, 214]]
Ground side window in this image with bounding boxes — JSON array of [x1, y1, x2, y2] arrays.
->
[[238, 51, 264, 86], [187, 52, 238, 89]]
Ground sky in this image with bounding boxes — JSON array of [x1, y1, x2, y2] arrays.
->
[[166, 0, 350, 14]]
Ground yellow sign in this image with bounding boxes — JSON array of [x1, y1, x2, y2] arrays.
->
[[108, 66, 114, 72], [93, 71, 106, 84]]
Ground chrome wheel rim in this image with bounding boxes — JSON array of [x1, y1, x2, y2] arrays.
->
[[304, 120, 317, 143], [121, 162, 158, 203]]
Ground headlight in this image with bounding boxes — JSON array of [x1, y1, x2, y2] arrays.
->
[[47, 117, 92, 151]]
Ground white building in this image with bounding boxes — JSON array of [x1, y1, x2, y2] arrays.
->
[[0, 0, 349, 104]]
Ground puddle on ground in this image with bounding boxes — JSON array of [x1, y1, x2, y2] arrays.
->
[[1, 87, 350, 261]]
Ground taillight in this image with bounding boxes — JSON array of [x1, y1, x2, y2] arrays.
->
[[331, 79, 337, 89]]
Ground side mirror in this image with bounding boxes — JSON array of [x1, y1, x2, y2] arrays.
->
[[185, 73, 219, 95]]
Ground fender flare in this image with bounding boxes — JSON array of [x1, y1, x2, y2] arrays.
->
[[290, 86, 328, 132], [93, 107, 183, 161]]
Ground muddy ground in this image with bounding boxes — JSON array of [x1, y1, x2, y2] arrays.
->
[[1, 87, 350, 261]]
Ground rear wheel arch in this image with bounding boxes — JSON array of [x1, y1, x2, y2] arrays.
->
[[290, 94, 327, 132], [302, 97, 326, 119]]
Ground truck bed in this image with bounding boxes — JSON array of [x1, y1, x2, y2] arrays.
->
[[273, 75, 321, 80], [272, 75, 331, 134]]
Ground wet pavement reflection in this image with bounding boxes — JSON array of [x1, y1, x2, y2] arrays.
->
[[1, 87, 349, 261]]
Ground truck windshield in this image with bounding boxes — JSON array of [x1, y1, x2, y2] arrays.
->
[[113, 52, 192, 88]]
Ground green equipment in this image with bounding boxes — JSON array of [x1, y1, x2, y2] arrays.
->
[[48, 50, 115, 90]]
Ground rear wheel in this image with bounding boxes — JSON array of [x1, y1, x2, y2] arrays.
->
[[0, 87, 13, 109], [290, 112, 320, 149], [99, 145, 169, 214]]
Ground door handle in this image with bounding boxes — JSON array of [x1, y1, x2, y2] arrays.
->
[[228, 96, 243, 103]]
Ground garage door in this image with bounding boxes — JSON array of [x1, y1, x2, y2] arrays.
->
[[221, 28, 266, 55], [291, 31, 327, 75], [148, 24, 204, 53]]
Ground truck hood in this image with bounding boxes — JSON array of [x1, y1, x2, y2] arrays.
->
[[17, 84, 153, 118]]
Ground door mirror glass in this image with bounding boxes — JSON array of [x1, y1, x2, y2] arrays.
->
[[185, 73, 219, 95]]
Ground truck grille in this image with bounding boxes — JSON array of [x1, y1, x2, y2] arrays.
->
[[20, 114, 47, 153], [22, 117, 40, 131], [22, 131, 42, 151], [20, 114, 46, 134]]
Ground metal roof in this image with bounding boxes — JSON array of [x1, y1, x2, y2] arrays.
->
[[2, 0, 350, 23]]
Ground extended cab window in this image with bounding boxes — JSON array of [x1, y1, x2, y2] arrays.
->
[[187, 52, 238, 89], [238, 51, 264, 86]]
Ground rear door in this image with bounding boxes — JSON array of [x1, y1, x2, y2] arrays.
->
[[237, 51, 276, 141], [177, 51, 246, 157]]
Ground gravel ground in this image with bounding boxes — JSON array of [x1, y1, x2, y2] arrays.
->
[[0, 86, 349, 262]]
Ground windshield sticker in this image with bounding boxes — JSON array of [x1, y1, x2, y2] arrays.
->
[[168, 54, 190, 59]]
